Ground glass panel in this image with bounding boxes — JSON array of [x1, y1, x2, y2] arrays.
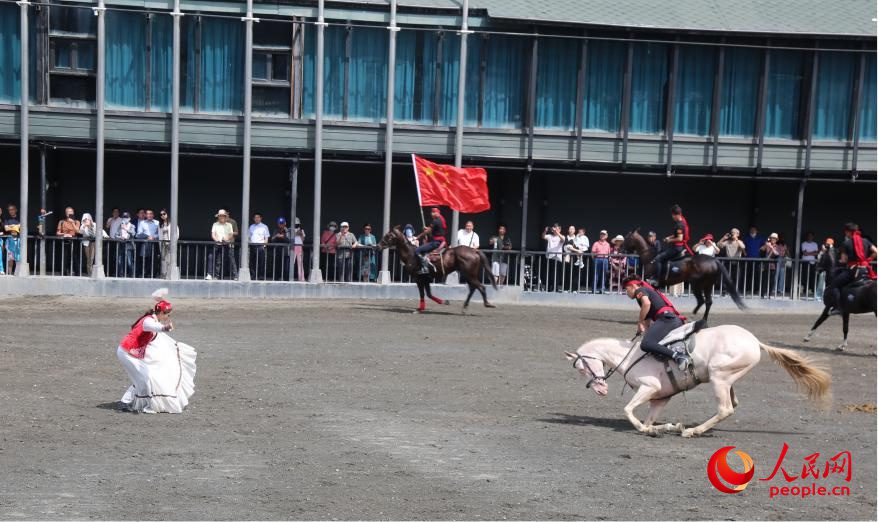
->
[[482, 34, 526, 128], [438, 32, 480, 126], [50, 75, 95, 105], [302, 24, 346, 118], [0, 3, 20, 103], [630, 42, 668, 134], [199, 17, 245, 113], [583, 40, 625, 132], [719, 47, 761, 137], [255, 20, 292, 47], [271, 53, 290, 81], [77, 41, 96, 71], [180, 17, 196, 111], [53, 40, 73, 69], [860, 55, 877, 141], [252, 53, 269, 80], [150, 13, 173, 112], [253, 85, 290, 116], [105, 10, 146, 109], [765, 50, 805, 139], [813, 51, 856, 141], [348, 26, 388, 121], [535, 37, 577, 130], [394, 29, 438, 124], [674, 45, 715, 136], [50, 5, 96, 35]]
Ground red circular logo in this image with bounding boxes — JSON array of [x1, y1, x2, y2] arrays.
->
[[707, 446, 755, 494]]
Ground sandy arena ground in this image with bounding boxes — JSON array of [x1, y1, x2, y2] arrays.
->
[[0, 296, 875, 520]]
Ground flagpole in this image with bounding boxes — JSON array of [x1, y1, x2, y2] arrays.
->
[[411, 154, 426, 229], [448, 0, 469, 285]]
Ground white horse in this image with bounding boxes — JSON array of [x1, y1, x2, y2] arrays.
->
[[565, 325, 831, 437]]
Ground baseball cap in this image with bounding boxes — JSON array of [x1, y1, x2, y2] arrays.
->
[[340, 221, 350, 228], [215, 209, 228, 217], [599, 230, 608, 235], [277, 217, 286, 224], [769, 232, 779, 239]]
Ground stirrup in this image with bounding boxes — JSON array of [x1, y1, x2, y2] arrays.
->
[[674, 354, 691, 372]]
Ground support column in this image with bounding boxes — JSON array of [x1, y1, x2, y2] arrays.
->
[[38, 144, 46, 276], [379, 0, 398, 285], [791, 180, 807, 300], [664, 43, 678, 176], [15, 0, 30, 277], [447, 0, 469, 285], [309, 0, 326, 283], [289, 156, 299, 281], [518, 163, 532, 287], [92, 0, 107, 278], [168, 2, 182, 280], [238, 0, 255, 282], [850, 51, 866, 179]]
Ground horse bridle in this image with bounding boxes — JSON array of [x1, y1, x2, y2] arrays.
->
[[572, 332, 642, 389]]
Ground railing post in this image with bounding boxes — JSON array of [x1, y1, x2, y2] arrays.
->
[[15, 0, 30, 277], [92, 0, 107, 278], [379, 0, 398, 285]]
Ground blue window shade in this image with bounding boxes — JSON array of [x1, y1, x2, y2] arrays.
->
[[813, 51, 856, 141], [535, 37, 577, 130], [482, 35, 526, 128], [180, 17, 196, 111], [860, 55, 877, 141], [199, 17, 244, 114], [438, 33, 480, 126], [105, 11, 146, 110], [150, 14, 173, 112], [631, 43, 667, 134], [765, 50, 805, 139], [394, 29, 438, 123], [0, 4, 20, 103], [674, 45, 715, 136], [719, 47, 760, 137], [303, 24, 346, 118], [348, 27, 388, 121], [583, 40, 624, 132]]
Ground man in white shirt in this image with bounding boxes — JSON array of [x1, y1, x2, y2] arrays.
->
[[456, 221, 480, 249], [800, 231, 820, 296], [208, 209, 236, 280], [249, 213, 271, 280], [543, 223, 564, 292]]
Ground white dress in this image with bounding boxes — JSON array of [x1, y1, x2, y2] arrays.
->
[[116, 317, 197, 413]]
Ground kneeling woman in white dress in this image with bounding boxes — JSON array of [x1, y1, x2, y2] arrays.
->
[[116, 289, 197, 413]]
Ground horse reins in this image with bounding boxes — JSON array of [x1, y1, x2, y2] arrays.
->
[[572, 333, 642, 389]]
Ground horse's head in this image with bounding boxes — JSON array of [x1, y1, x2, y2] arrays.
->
[[378, 226, 405, 250], [623, 228, 647, 255], [565, 344, 610, 397]]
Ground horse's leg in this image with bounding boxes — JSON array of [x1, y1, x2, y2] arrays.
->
[[623, 385, 662, 435], [730, 386, 739, 409], [416, 280, 426, 313], [424, 281, 446, 305], [682, 378, 735, 438], [837, 313, 850, 351], [476, 280, 495, 308], [692, 287, 704, 316], [803, 307, 830, 342], [643, 398, 683, 435], [462, 283, 477, 312], [703, 288, 713, 322]]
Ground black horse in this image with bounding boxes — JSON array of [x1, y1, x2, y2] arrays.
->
[[623, 230, 746, 321], [803, 252, 876, 351]]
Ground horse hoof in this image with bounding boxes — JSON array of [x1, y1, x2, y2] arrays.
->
[[681, 428, 698, 438], [484, 303, 496, 308], [835, 345, 847, 352], [803, 336, 811, 343], [413, 310, 423, 315], [443, 300, 450, 306]]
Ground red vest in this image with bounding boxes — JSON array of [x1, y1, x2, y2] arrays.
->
[[120, 315, 158, 359]]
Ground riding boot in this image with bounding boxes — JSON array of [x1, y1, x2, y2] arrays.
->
[[418, 254, 430, 275], [671, 345, 691, 371], [828, 287, 843, 315]]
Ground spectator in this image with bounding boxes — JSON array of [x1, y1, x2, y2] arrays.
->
[[815, 238, 837, 299], [3, 204, 21, 275], [760, 232, 786, 297], [694, 234, 720, 257], [800, 231, 819, 297], [646, 231, 661, 259], [207, 209, 236, 280], [403, 224, 419, 247], [80, 213, 97, 276], [226, 209, 240, 241], [56, 206, 81, 276], [158, 209, 178, 279], [775, 235, 789, 296], [563, 225, 584, 292], [334, 222, 360, 282], [488, 224, 513, 285], [116, 212, 136, 277], [591, 230, 612, 294], [609, 235, 627, 291], [718, 228, 746, 258], [271, 217, 292, 281], [248, 213, 271, 280], [358, 223, 378, 282], [320, 221, 338, 281], [105, 207, 122, 237], [134, 208, 146, 234], [136, 209, 160, 278], [0, 206, 5, 274], [542, 223, 564, 292], [573, 228, 590, 292], [105, 207, 123, 274], [744, 226, 765, 258], [292, 217, 306, 282], [456, 221, 480, 249]]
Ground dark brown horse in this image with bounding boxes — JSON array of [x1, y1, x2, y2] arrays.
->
[[623, 230, 745, 320], [803, 252, 876, 351], [378, 226, 497, 313]]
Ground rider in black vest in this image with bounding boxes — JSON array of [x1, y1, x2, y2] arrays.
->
[[829, 222, 877, 315], [649, 204, 692, 286], [415, 207, 448, 274], [623, 276, 691, 371]]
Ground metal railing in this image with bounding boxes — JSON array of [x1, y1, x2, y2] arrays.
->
[[5, 236, 871, 302]]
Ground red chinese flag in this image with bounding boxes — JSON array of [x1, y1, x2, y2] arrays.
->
[[412, 154, 490, 213]]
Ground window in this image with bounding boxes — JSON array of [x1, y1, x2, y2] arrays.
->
[[674, 45, 715, 136], [394, 29, 439, 124], [535, 36, 578, 130], [482, 34, 527, 128], [719, 47, 761, 137], [105, 11, 146, 109], [583, 40, 625, 132], [813, 51, 857, 141], [764, 50, 805, 139], [860, 55, 877, 141], [180, 16, 244, 114], [49, 5, 96, 106], [302, 24, 346, 118], [630, 42, 668, 134], [252, 21, 296, 117]]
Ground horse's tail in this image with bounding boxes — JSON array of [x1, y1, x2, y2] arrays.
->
[[716, 260, 747, 311], [478, 250, 499, 290], [759, 343, 831, 406]]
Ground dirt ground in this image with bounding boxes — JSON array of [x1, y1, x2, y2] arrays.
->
[[0, 296, 875, 521]]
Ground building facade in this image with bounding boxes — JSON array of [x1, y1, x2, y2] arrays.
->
[[0, 0, 876, 280]]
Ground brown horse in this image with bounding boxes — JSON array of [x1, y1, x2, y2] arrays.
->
[[378, 226, 497, 313], [623, 230, 745, 320]]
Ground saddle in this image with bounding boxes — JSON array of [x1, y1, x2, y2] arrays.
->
[[656, 320, 706, 393]]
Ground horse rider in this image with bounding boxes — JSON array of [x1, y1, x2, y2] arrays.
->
[[415, 207, 448, 274], [649, 204, 692, 286], [623, 276, 692, 371], [829, 222, 877, 315]]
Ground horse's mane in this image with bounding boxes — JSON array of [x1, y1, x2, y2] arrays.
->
[[579, 337, 633, 353]]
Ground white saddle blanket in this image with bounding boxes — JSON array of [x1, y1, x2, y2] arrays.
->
[[659, 322, 697, 346]]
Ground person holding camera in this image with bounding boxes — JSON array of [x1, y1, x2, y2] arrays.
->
[[543, 223, 564, 292], [694, 234, 720, 257]]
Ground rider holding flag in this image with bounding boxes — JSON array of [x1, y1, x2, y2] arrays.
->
[[415, 207, 448, 274], [649, 204, 692, 286], [623, 276, 691, 371], [829, 222, 877, 315]]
